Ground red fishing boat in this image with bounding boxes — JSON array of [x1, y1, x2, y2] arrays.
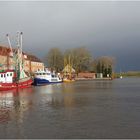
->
[[0, 70, 33, 91], [0, 32, 33, 91]]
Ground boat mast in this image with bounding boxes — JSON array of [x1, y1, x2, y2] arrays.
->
[[69, 55, 71, 79], [16, 31, 28, 80], [6, 34, 13, 55], [16, 31, 21, 80], [20, 32, 23, 69], [20, 32, 23, 53], [6, 34, 13, 69]]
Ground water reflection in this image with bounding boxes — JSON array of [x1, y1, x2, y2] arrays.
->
[[0, 88, 34, 124], [0, 91, 16, 123], [0, 79, 140, 138], [0, 81, 113, 125], [94, 80, 113, 89], [37, 83, 90, 109]]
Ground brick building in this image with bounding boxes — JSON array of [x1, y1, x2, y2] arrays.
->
[[77, 72, 96, 79], [0, 45, 44, 73]]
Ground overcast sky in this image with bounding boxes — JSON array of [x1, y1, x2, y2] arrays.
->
[[0, 1, 140, 72]]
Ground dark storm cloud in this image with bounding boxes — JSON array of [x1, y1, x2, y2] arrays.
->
[[0, 1, 140, 71]]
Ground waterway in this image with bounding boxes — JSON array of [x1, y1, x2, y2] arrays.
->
[[0, 77, 140, 139]]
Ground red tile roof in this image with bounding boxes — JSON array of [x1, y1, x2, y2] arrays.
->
[[0, 45, 42, 63], [0, 45, 10, 56]]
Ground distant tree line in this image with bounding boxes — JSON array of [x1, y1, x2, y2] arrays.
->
[[45, 47, 115, 77]]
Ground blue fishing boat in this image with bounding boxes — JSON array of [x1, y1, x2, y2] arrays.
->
[[33, 69, 63, 86]]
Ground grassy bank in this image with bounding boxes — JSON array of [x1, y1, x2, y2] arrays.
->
[[114, 71, 140, 78]]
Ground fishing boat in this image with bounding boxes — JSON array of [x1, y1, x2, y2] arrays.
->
[[0, 70, 32, 91], [0, 32, 33, 91], [63, 77, 75, 82], [62, 55, 75, 82], [33, 68, 63, 86]]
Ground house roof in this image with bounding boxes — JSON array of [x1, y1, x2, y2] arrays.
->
[[0, 45, 11, 56], [24, 53, 42, 62], [0, 45, 42, 63]]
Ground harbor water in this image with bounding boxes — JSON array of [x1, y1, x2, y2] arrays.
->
[[0, 78, 140, 139]]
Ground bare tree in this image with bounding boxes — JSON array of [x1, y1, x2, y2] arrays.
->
[[45, 47, 115, 77], [45, 48, 63, 72], [64, 47, 92, 74]]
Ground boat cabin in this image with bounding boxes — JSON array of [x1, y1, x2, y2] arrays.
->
[[34, 70, 57, 78], [0, 70, 15, 83]]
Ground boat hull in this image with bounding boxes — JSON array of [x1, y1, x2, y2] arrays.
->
[[34, 78, 62, 86], [63, 78, 75, 82], [0, 79, 33, 91]]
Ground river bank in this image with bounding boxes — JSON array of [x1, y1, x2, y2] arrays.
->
[[75, 77, 112, 81], [115, 71, 140, 78]]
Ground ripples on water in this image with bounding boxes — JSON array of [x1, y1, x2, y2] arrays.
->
[[0, 78, 140, 138]]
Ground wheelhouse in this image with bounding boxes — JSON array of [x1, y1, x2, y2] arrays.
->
[[0, 70, 15, 83]]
